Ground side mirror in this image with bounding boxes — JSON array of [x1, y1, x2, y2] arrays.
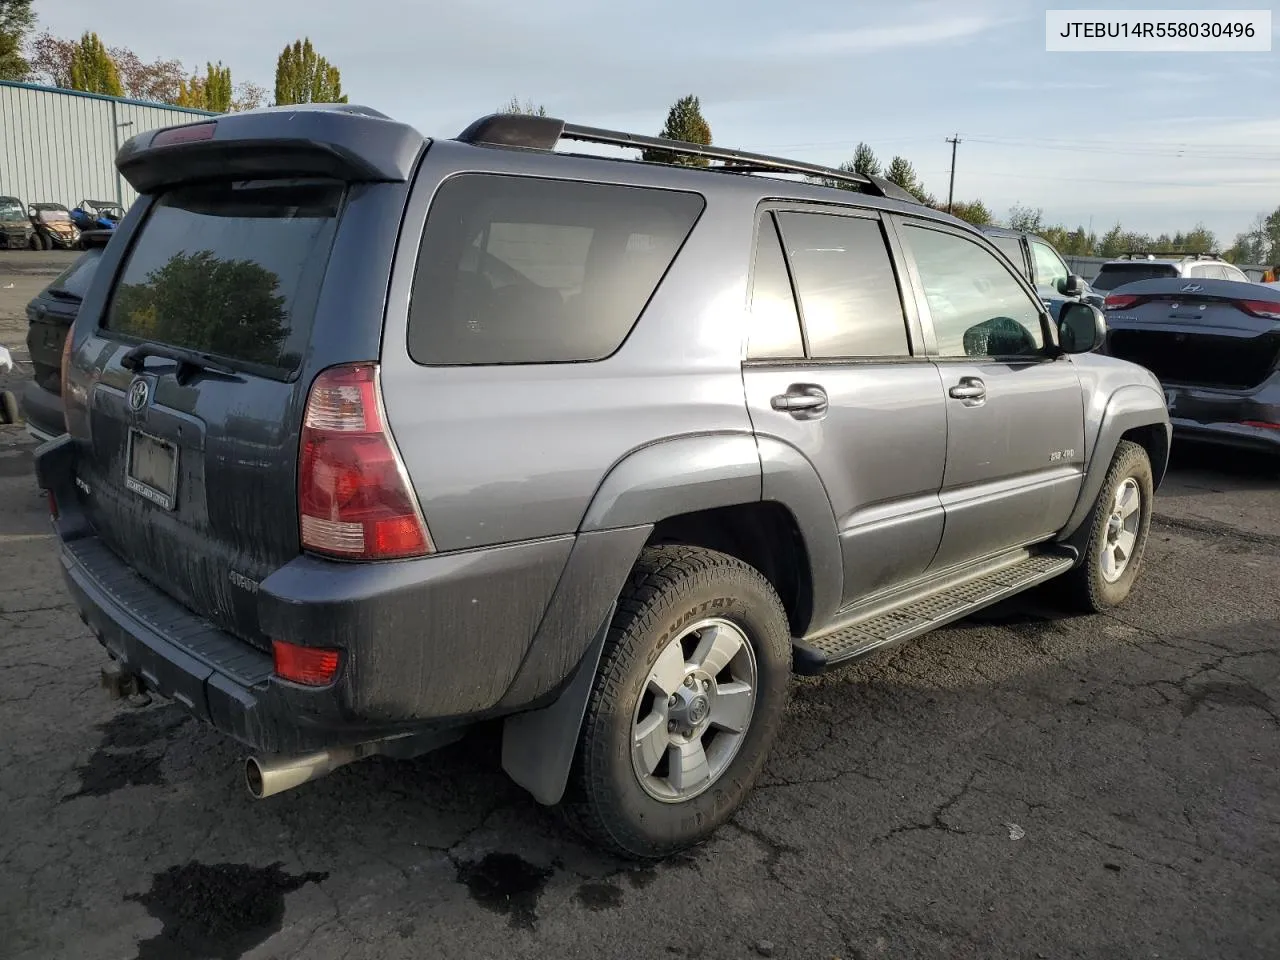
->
[[1057, 301, 1106, 354], [1060, 274, 1084, 298]]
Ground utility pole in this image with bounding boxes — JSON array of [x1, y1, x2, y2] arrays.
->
[[945, 134, 961, 214]]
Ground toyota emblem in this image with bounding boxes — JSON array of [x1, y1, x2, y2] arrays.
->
[[127, 378, 149, 412]]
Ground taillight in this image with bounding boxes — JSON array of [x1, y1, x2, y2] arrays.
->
[[59, 332, 73, 432], [1236, 300, 1280, 320], [298, 362, 433, 560], [47, 489, 58, 519], [1241, 420, 1280, 431], [272, 639, 341, 686], [1104, 294, 1142, 311]]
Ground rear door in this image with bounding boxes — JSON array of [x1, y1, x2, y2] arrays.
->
[[69, 179, 347, 649], [741, 206, 947, 608], [892, 217, 1086, 571]]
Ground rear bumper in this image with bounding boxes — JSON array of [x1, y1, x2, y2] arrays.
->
[[34, 434, 644, 755], [1165, 380, 1280, 454], [20, 380, 65, 443]]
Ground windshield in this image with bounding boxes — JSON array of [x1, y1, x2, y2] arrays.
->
[[1091, 263, 1179, 291], [37, 208, 71, 222], [0, 200, 24, 220]]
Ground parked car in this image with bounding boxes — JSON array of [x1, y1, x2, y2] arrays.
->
[[1090, 252, 1250, 293], [28, 202, 82, 250], [69, 199, 124, 234], [19, 235, 111, 442], [0, 345, 17, 424], [0, 195, 36, 249], [1104, 277, 1280, 454], [980, 225, 1102, 318], [36, 107, 1170, 860]]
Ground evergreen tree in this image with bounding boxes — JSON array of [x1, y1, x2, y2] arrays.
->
[[642, 94, 712, 166], [0, 0, 35, 80], [274, 38, 347, 105], [69, 32, 123, 97]]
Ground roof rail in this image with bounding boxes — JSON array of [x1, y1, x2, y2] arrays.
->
[[453, 113, 923, 204], [1118, 249, 1219, 260]]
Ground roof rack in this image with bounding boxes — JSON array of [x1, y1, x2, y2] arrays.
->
[[454, 113, 923, 204], [1116, 250, 1220, 261]]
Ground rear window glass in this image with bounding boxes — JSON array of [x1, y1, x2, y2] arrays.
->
[[47, 248, 103, 300], [1091, 263, 1178, 291], [104, 179, 344, 379], [408, 174, 705, 365]]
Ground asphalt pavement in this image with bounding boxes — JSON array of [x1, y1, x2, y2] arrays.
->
[[1, 250, 1277, 960]]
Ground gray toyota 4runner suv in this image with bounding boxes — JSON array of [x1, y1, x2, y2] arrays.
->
[[36, 105, 1171, 859]]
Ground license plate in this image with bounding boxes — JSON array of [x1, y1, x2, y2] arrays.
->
[[125, 429, 178, 510], [1164, 389, 1176, 411]]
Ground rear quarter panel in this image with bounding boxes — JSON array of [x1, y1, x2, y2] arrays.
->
[[378, 143, 760, 553]]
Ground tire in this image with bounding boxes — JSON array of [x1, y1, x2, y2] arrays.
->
[[561, 544, 792, 860], [1058, 440, 1154, 612], [28, 233, 43, 251]]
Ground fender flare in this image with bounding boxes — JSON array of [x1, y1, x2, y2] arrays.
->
[[1058, 383, 1171, 542]]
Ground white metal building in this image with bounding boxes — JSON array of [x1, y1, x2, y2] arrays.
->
[[0, 80, 216, 212]]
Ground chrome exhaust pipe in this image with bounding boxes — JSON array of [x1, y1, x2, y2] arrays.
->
[[244, 746, 362, 799]]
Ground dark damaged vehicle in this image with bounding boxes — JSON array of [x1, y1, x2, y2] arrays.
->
[[1105, 277, 1280, 454], [37, 105, 1170, 859], [20, 234, 112, 442]]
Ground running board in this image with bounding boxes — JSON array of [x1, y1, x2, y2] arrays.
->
[[793, 549, 1076, 673]]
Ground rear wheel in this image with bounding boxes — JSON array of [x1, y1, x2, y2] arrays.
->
[[1059, 440, 1153, 612], [562, 545, 792, 860]]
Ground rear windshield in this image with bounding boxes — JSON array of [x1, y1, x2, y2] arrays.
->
[[1091, 263, 1178, 291], [408, 174, 705, 365], [104, 179, 344, 379], [47, 248, 103, 300]]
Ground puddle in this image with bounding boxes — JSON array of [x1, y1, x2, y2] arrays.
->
[[127, 861, 329, 960], [1182, 680, 1273, 718], [61, 705, 189, 801], [61, 749, 164, 801], [455, 852, 552, 930]]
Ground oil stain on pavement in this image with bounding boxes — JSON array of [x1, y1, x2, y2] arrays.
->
[[127, 861, 329, 960], [455, 852, 553, 930], [61, 705, 190, 801]]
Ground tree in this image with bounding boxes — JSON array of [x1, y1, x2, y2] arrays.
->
[[641, 94, 712, 166], [230, 81, 267, 112], [25, 30, 74, 87], [884, 155, 932, 203], [69, 32, 123, 97], [948, 200, 993, 227], [274, 38, 347, 106], [0, 0, 34, 80], [109, 43, 184, 102], [176, 61, 233, 112], [501, 96, 547, 116], [111, 251, 288, 363], [851, 142, 881, 178], [1007, 203, 1045, 233]]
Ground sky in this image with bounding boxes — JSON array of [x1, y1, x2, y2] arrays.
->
[[31, 0, 1280, 245]]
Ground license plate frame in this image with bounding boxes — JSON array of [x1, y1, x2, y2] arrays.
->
[[124, 429, 179, 511]]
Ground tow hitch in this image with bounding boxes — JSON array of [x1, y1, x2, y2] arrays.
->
[[100, 661, 145, 700]]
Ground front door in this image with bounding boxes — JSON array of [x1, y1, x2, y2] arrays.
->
[[741, 207, 948, 611], [892, 218, 1086, 572]]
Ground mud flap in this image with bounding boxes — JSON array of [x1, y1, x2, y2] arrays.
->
[[500, 603, 613, 806]]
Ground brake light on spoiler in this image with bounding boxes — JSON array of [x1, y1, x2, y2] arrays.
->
[[298, 363, 434, 560], [150, 121, 216, 147]]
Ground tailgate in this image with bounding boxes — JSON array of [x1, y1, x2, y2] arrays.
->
[[69, 179, 345, 649]]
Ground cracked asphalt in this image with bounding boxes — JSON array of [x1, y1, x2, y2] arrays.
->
[[2, 251, 1278, 960]]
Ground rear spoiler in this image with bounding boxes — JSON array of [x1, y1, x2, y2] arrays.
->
[[116, 104, 428, 194]]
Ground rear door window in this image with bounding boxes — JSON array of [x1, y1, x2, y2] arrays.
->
[[774, 211, 911, 358], [989, 236, 1027, 276], [408, 174, 704, 365], [747, 214, 804, 359], [104, 179, 345, 380]]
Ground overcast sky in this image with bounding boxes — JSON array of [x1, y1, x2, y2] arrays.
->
[[33, 0, 1279, 244]]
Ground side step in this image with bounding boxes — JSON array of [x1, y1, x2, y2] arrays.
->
[[793, 549, 1075, 673]]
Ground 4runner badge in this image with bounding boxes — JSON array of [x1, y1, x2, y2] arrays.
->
[[228, 570, 259, 593], [127, 378, 149, 412]]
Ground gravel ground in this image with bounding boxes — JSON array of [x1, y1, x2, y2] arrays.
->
[[1, 250, 1277, 960]]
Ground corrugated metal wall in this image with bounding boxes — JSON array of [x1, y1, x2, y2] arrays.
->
[[0, 81, 215, 212]]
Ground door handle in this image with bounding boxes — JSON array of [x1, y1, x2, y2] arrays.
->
[[948, 377, 986, 401], [771, 385, 828, 418]]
